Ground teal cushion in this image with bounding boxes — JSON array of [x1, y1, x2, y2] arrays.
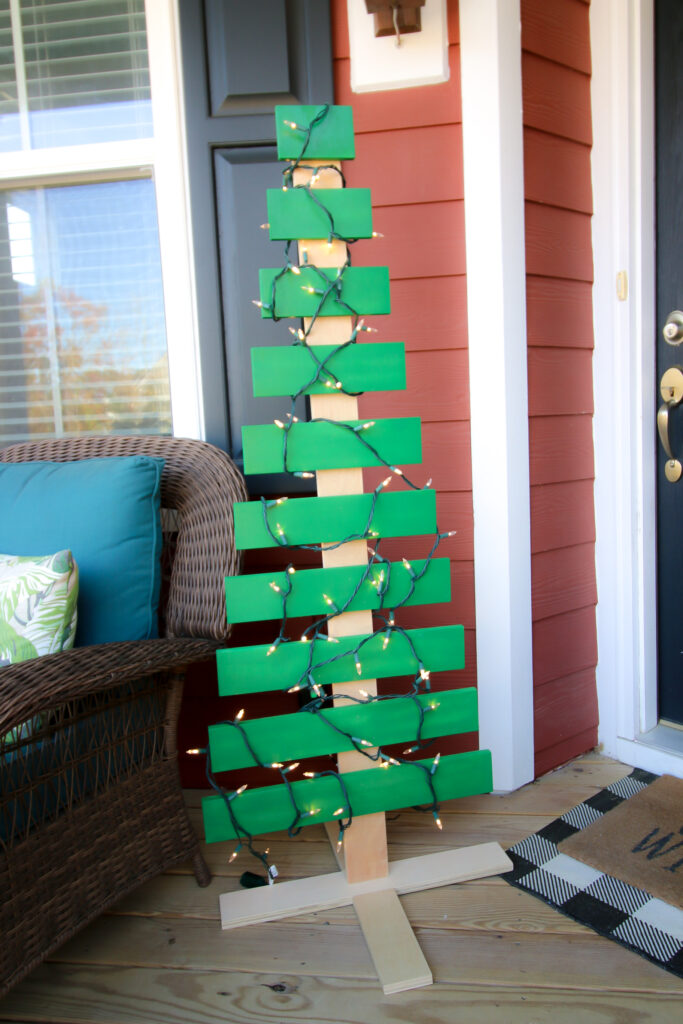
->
[[0, 457, 164, 646]]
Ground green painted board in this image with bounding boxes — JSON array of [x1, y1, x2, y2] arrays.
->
[[233, 489, 437, 550], [225, 557, 450, 624], [242, 417, 421, 475], [259, 266, 390, 319], [208, 688, 478, 773], [217, 625, 465, 696], [275, 104, 355, 160], [202, 748, 493, 843], [250, 343, 406, 397], [267, 188, 372, 240]]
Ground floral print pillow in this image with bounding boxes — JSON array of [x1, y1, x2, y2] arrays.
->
[[0, 550, 78, 666]]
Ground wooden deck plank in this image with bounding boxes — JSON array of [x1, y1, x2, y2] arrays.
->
[[3, 966, 681, 1024], [6, 755, 681, 1023], [46, 915, 683, 993]]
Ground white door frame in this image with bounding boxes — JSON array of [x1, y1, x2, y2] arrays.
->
[[592, 0, 683, 776], [459, 0, 535, 793]]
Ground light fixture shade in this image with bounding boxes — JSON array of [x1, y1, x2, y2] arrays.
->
[[364, 0, 427, 37]]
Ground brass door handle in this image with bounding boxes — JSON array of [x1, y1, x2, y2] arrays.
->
[[658, 367, 683, 482], [657, 404, 682, 481]]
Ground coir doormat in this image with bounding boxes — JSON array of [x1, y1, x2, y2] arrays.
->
[[560, 773, 683, 909], [503, 768, 683, 978]]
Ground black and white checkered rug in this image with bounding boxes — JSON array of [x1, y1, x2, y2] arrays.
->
[[503, 768, 683, 979]]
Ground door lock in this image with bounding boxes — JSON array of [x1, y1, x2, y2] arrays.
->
[[657, 366, 683, 482], [663, 310, 683, 345]]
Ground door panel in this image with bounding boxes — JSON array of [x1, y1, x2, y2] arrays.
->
[[655, 0, 683, 725], [214, 147, 308, 493], [177, 0, 333, 489]]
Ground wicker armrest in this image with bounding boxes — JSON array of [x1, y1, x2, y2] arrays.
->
[[0, 637, 218, 736]]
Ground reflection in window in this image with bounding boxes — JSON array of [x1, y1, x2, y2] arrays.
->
[[0, 0, 152, 151], [7, 204, 35, 285], [0, 179, 171, 442]]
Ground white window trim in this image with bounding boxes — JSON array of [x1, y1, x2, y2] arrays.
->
[[145, 0, 203, 440], [0, 140, 155, 186], [0, 0, 203, 442], [591, 0, 683, 776], [459, 0, 535, 792]]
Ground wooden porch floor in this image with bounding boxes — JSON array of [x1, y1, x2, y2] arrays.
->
[[2, 753, 682, 1023]]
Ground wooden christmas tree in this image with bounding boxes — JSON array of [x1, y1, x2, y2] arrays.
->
[[201, 104, 511, 994]]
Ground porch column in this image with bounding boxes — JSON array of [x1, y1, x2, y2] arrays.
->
[[459, 0, 534, 790]]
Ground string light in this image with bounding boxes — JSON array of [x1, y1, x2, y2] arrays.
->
[[204, 102, 456, 882], [351, 736, 373, 748], [227, 784, 248, 801]]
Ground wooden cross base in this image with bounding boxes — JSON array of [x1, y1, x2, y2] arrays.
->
[[219, 840, 512, 995]]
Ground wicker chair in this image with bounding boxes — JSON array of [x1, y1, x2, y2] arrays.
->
[[0, 435, 248, 997]]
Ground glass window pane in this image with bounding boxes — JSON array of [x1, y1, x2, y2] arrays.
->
[[0, 178, 171, 443], [0, 0, 152, 151]]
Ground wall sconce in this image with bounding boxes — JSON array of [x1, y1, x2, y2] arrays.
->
[[348, 0, 449, 93], [365, 1, 426, 44]]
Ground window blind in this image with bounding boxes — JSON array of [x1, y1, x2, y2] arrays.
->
[[0, 0, 152, 151], [0, 178, 171, 443]]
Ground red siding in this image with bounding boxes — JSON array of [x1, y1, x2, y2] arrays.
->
[[521, 0, 598, 775], [332, 0, 475, 741]]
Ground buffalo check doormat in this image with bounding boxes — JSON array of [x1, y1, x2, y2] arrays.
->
[[503, 768, 683, 979]]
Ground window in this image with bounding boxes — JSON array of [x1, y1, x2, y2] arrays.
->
[[0, 0, 200, 445], [1, 179, 170, 441], [0, 0, 153, 151]]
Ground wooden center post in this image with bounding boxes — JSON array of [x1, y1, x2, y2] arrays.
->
[[294, 159, 389, 885]]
